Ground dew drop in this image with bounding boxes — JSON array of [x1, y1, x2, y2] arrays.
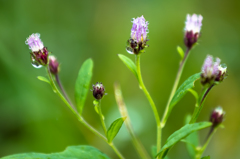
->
[[31, 56, 42, 68], [126, 46, 134, 54]]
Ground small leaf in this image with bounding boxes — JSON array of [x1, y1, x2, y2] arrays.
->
[[93, 100, 105, 120], [188, 88, 199, 102], [75, 58, 93, 115], [184, 115, 199, 158], [2, 145, 110, 159], [107, 117, 126, 143], [118, 54, 138, 81], [177, 46, 184, 60], [163, 73, 201, 124], [156, 122, 212, 158], [201, 156, 210, 159], [37, 76, 50, 84]]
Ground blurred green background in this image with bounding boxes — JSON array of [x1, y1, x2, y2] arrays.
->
[[0, 0, 240, 158]]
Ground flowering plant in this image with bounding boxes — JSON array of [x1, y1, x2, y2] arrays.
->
[[2, 14, 227, 159]]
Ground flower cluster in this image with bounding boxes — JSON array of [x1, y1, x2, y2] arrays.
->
[[201, 55, 227, 85], [49, 56, 60, 74], [126, 15, 149, 55], [25, 33, 49, 67], [210, 106, 225, 127], [92, 82, 106, 100], [184, 14, 203, 49]]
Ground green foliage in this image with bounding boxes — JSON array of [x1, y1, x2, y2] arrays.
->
[[118, 54, 139, 82], [201, 156, 210, 159], [2, 145, 110, 159], [156, 122, 212, 158], [75, 59, 93, 115], [163, 73, 201, 124], [107, 117, 126, 143], [177, 46, 184, 60], [37, 76, 50, 84]]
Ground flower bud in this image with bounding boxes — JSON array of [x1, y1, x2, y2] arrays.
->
[[184, 14, 203, 49], [210, 106, 225, 127], [49, 55, 59, 74], [201, 55, 227, 85], [25, 33, 49, 67], [92, 82, 105, 100], [126, 15, 149, 55]]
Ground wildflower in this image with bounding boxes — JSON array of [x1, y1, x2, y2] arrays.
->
[[92, 82, 105, 100], [126, 15, 149, 54], [184, 14, 203, 49], [25, 33, 49, 67], [201, 55, 227, 85], [210, 106, 225, 127], [49, 55, 59, 74]]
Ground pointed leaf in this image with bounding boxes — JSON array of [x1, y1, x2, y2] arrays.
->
[[118, 54, 138, 81], [163, 73, 201, 124], [2, 145, 110, 159], [156, 122, 212, 158], [75, 58, 93, 115], [107, 117, 126, 143], [177, 46, 184, 60], [37, 76, 50, 84]]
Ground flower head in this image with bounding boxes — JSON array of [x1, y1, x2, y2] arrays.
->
[[184, 14, 203, 49], [210, 106, 225, 127], [25, 33, 49, 67], [49, 55, 59, 74], [126, 15, 149, 54], [92, 82, 105, 100], [201, 55, 227, 85]]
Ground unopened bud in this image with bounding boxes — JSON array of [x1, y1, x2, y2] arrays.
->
[[210, 106, 225, 127], [92, 82, 105, 100], [49, 55, 59, 74]]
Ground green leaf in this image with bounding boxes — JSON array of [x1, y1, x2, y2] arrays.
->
[[93, 100, 105, 120], [177, 46, 184, 60], [201, 156, 210, 159], [118, 54, 138, 81], [37, 76, 50, 84], [107, 117, 126, 143], [184, 115, 199, 158], [156, 122, 212, 158], [2, 145, 110, 159], [75, 58, 93, 115], [163, 73, 201, 123]]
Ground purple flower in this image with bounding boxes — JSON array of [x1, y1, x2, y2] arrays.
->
[[184, 14, 203, 49], [25, 33, 44, 52], [201, 55, 227, 85], [92, 82, 105, 100], [25, 33, 49, 67], [210, 106, 225, 127], [126, 15, 149, 54], [131, 15, 149, 43], [49, 55, 59, 74]]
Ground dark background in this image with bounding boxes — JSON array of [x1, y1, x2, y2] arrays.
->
[[0, 0, 240, 158]]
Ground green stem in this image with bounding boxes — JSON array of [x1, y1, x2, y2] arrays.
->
[[97, 100, 108, 135], [114, 82, 151, 159], [109, 142, 125, 159], [161, 48, 190, 127], [189, 84, 214, 124], [195, 127, 217, 159], [135, 55, 162, 154]]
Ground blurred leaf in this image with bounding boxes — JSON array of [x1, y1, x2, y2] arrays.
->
[[75, 58, 93, 115], [177, 46, 184, 60], [201, 156, 210, 159], [118, 54, 138, 81], [151, 146, 157, 159], [183, 115, 199, 159], [156, 122, 212, 158], [107, 117, 126, 143], [2, 145, 110, 159], [37, 76, 50, 84], [163, 73, 201, 123]]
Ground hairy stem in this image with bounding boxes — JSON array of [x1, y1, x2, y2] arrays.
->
[[161, 48, 190, 127], [135, 54, 162, 155]]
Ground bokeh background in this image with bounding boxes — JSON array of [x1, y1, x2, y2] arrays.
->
[[0, 0, 240, 158]]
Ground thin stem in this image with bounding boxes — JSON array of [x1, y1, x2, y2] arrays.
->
[[161, 48, 190, 127], [189, 84, 214, 124], [97, 100, 108, 135], [135, 55, 162, 154], [114, 82, 151, 159], [109, 142, 125, 159], [55, 74, 77, 112]]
